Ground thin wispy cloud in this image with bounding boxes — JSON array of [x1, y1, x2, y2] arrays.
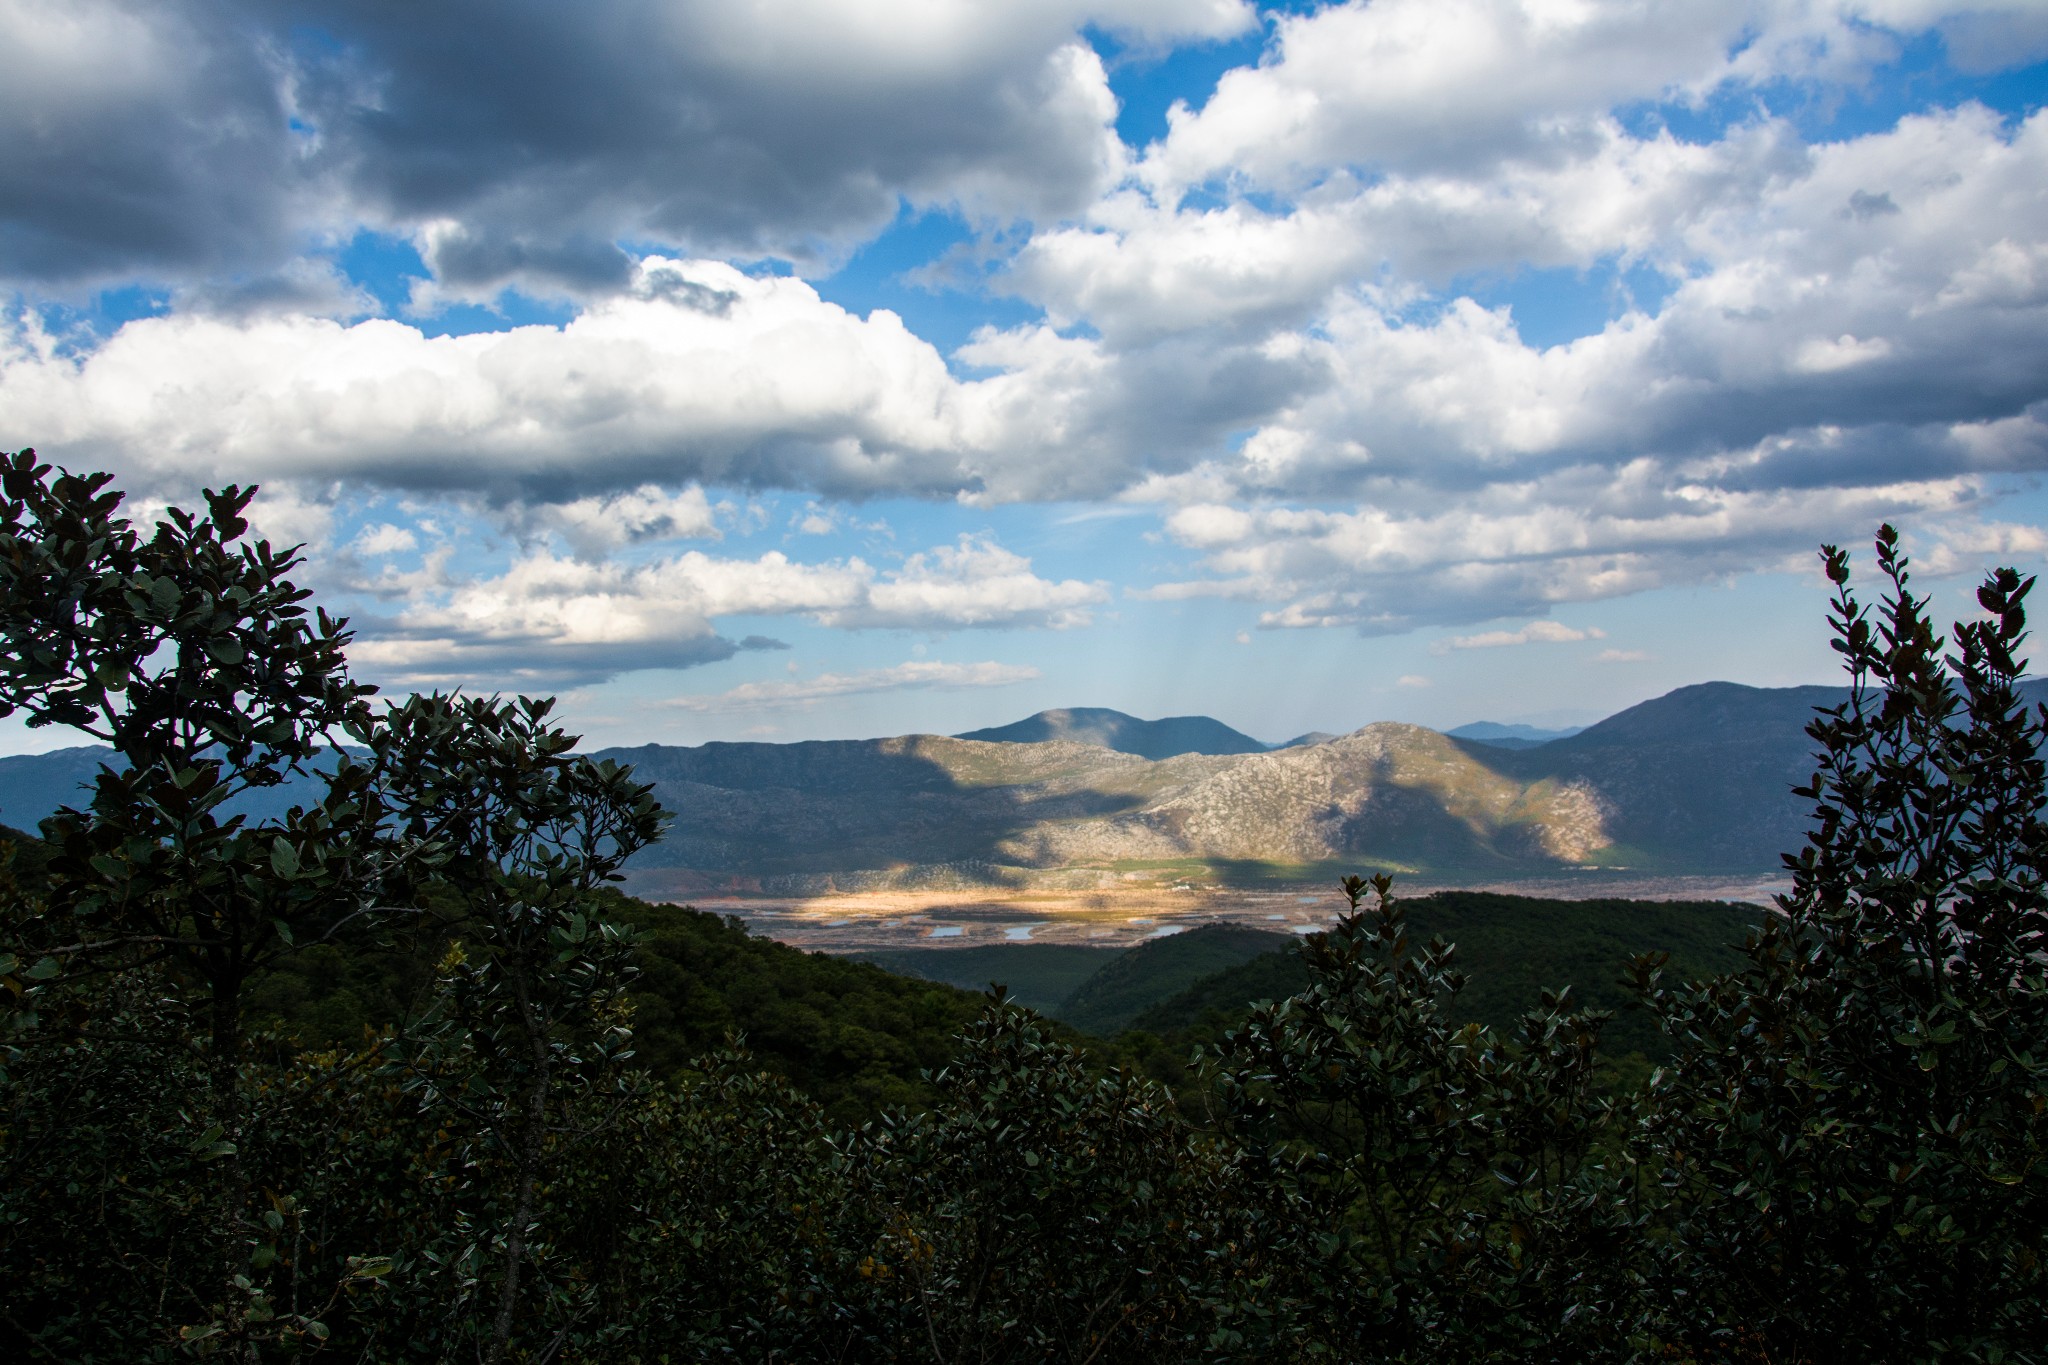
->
[[1434, 622, 1606, 654], [667, 661, 1041, 713]]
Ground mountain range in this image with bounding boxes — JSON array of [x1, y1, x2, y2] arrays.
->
[[950, 709, 1577, 758], [594, 684, 1780, 883], [7, 681, 2043, 885]]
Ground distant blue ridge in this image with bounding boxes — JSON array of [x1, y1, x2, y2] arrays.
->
[[1446, 721, 1585, 749], [0, 745, 353, 834], [953, 707, 1269, 759]]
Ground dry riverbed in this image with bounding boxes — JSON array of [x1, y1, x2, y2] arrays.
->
[[620, 866, 1792, 953]]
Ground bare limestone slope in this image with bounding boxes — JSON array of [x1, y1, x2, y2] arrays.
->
[[612, 723, 1618, 885], [996, 725, 1609, 867]]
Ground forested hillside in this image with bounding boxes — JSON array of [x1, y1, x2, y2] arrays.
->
[[856, 941, 1124, 1014], [1055, 922, 1296, 1035], [1117, 891, 1758, 1059], [241, 886, 993, 1126]]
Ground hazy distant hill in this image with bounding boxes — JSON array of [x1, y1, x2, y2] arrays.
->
[[1474, 678, 2046, 868], [1447, 721, 1584, 749], [0, 746, 106, 829], [954, 707, 1268, 758], [0, 745, 349, 835]]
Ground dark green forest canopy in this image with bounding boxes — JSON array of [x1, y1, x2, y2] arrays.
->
[[858, 895, 1759, 1053], [240, 886, 994, 1125], [1055, 922, 1297, 1036], [1121, 892, 1760, 1059], [0, 822, 47, 884], [613, 898, 989, 1122], [855, 941, 1123, 1014]]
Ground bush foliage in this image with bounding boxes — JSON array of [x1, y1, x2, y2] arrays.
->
[[3, 454, 2044, 1363]]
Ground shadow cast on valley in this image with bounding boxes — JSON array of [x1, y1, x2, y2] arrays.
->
[[602, 737, 1150, 881]]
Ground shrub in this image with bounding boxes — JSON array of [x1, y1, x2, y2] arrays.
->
[[1635, 528, 2048, 1362]]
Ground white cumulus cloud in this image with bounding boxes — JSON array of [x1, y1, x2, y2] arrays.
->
[[347, 532, 1105, 687], [352, 523, 419, 557]]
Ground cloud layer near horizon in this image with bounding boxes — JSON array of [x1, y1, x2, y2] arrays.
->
[[4, 0, 2046, 696], [342, 532, 1105, 687]]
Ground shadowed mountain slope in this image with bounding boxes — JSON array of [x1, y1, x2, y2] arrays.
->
[[955, 707, 1268, 758], [604, 734, 1157, 876], [1475, 683, 1849, 870], [1459, 677, 2048, 870]]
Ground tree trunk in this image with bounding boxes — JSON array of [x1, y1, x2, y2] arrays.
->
[[208, 968, 259, 1364], [486, 964, 554, 1365]]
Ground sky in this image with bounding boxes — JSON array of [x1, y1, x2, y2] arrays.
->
[[4, 0, 2048, 754]]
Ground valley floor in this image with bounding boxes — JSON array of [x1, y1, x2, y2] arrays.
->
[[621, 867, 1792, 952]]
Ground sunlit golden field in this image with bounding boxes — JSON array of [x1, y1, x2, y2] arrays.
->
[[622, 865, 1792, 952]]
